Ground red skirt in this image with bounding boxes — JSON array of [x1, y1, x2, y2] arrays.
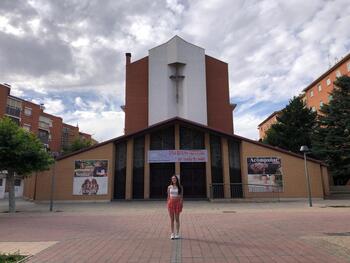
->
[[167, 198, 183, 214]]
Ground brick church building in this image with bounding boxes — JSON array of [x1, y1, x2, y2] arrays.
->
[[23, 36, 330, 201]]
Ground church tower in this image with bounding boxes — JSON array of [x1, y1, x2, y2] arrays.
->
[[123, 36, 235, 134]]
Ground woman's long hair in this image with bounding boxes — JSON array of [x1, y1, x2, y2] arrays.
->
[[170, 175, 182, 195]]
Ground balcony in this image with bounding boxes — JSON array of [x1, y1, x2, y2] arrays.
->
[[6, 105, 21, 118], [39, 121, 50, 130], [38, 129, 49, 144]]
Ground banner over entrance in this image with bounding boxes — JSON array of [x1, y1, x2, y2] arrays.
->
[[148, 150, 208, 163]]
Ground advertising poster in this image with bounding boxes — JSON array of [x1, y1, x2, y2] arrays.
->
[[247, 157, 283, 192], [73, 160, 108, 195], [148, 150, 208, 163]]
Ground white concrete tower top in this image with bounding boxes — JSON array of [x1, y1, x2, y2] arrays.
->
[[148, 36, 208, 126]]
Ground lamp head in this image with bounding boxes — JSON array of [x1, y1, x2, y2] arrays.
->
[[300, 145, 310, 153]]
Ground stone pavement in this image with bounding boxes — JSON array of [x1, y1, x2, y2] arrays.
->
[[0, 199, 349, 262]]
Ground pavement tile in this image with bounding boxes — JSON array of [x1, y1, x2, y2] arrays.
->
[[0, 200, 350, 263]]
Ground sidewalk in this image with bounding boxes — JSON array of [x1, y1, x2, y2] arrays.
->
[[0, 199, 349, 262]]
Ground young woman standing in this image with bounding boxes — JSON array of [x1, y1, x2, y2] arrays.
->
[[167, 175, 183, 240]]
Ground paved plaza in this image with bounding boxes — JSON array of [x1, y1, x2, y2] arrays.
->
[[0, 199, 350, 263]]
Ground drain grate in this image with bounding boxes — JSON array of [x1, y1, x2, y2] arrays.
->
[[328, 205, 350, 208], [222, 211, 236, 213], [324, 232, 350, 236]]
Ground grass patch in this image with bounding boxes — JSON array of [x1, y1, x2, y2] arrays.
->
[[0, 251, 26, 263]]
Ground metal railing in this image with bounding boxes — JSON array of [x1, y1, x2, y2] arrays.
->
[[210, 183, 281, 201], [6, 105, 21, 117]]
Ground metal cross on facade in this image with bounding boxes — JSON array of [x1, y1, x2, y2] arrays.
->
[[169, 64, 185, 103]]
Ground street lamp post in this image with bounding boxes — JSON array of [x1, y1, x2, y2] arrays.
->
[[49, 152, 59, 212], [300, 145, 312, 207]]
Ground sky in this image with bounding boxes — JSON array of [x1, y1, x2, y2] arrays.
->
[[1, 0, 350, 142]]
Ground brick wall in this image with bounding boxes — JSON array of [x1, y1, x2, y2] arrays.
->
[[205, 55, 234, 134], [124, 57, 149, 134]]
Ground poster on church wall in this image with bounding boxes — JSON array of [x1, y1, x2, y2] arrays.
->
[[148, 150, 208, 163], [247, 157, 283, 192], [73, 160, 108, 195]]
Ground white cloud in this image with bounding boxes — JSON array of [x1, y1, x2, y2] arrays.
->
[[67, 110, 124, 142], [74, 97, 87, 109], [1, 0, 350, 141], [234, 113, 261, 140], [31, 98, 65, 115], [0, 16, 25, 36]]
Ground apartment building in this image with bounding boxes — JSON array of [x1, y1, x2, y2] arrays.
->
[[258, 52, 350, 139], [0, 83, 95, 154], [257, 111, 281, 140]]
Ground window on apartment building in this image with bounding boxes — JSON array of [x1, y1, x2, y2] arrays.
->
[[38, 129, 50, 144], [23, 124, 31, 132], [7, 98, 22, 109], [61, 127, 70, 149], [347, 62, 350, 72], [326, 78, 331, 86], [336, 70, 341, 77], [6, 98, 22, 117], [320, 101, 324, 108], [317, 84, 322, 92], [311, 106, 316, 112], [24, 107, 32, 116], [310, 90, 314, 97], [14, 179, 21, 186], [39, 116, 52, 130]]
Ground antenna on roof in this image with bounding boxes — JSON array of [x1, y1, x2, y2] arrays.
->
[[334, 56, 339, 64], [327, 53, 331, 68]]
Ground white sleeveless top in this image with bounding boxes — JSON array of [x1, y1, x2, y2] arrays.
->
[[169, 185, 179, 198]]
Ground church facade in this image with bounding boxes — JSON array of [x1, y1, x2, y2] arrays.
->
[[23, 37, 330, 201]]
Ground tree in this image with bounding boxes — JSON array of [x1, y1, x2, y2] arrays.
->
[[312, 76, 350, 185], [263, 96, 317, 153], [0, 117, 53, 212], [63, 137, 93, 154]]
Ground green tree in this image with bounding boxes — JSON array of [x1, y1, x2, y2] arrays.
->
[[63, 137, 93, 154], [0, 117, 53, 212], [263, 96, 317, 153], [312, 76, 350, 185]]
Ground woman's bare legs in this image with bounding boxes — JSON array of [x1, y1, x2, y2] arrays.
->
[[175, 213, 180, 235], [169, 211, 175, 234]]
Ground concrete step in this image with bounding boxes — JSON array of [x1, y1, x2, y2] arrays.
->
[[327, 193, 350, 200]]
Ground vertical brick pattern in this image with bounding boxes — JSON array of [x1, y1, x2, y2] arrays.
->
[[24, 143, 114, 201], [125, 57, 149, 134], [41, 113, 63, 153], [205, 55, 234, 134], [305, 58, 350, 112], [0, 84, 10, 117], [21, 101, 40, 135]]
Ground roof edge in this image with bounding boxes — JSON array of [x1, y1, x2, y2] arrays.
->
[[257, 111, 282, 127], [149, 35, 205, 52], [303, 52, 350, 92], [56, 117, 327, 166]]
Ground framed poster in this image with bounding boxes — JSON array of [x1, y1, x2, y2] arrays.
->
[[247, 157, 283, 192], [73, 160, 108, 195]]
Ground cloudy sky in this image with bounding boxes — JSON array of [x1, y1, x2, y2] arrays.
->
[[1, 0, 349, 142]]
